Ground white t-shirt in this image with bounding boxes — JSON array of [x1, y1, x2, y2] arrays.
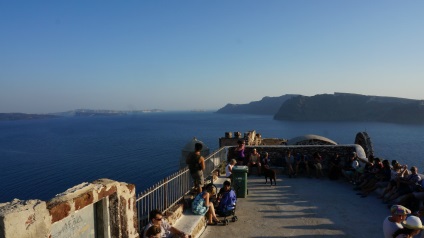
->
[[352, 160, 360, 169], [143, 220, 172, 238], [383, 216, 403, 238], [226, 164, 233, 177]]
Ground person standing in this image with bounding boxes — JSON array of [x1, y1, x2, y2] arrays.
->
[[383, 205, 411, 238], [186, 143, 205, 194], [234, 140, 246, 165]]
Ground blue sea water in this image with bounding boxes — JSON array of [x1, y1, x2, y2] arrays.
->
[[1, 112, 424, 202]]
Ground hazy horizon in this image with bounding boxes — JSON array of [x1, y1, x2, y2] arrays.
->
[[1, 92, 424, 114], [1, 1, 423, 114]]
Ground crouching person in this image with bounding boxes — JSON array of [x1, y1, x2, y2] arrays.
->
[[144, 209, 189, 238]]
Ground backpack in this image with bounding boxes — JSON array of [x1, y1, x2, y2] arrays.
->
[[187, 153, 201, 174], [218, 189, 237, 214]]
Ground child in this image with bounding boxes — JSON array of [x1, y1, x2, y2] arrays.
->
[[226, 159, 237, 180]]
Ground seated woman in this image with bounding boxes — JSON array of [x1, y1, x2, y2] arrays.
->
[[192, 184, 221, 225]]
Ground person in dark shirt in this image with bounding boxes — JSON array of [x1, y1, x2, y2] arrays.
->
[[234, 140, 246, 165], [186, 143, 205, 194]]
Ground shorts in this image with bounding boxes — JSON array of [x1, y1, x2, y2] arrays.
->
[[314, 163, 322, 170], [191, 171, 204, 188], [413, 192, 424, 200], [297, 162, 307, 169]]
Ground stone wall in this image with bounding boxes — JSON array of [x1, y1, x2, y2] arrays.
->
[[0, 179, 138, 238], [227, 145, 364, 168]]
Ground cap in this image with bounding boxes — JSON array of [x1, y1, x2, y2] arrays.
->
[[391, 205, 411, 215], [402, 216, 424, 229]]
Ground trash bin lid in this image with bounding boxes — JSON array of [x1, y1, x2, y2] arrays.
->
[[233, 165, 249, 172]]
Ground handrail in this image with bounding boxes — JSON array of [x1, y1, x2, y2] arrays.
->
[[135, 143, 362, 233], [135, 146, 229, 231]]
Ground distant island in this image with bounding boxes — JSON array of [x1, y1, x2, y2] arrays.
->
[[0, 109, 165, 121], [217, 93, 424, 124], [0, 113, 59, 121]]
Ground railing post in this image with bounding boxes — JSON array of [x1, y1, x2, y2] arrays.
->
[[135, 146, 230, 234], [164, 177, 168, 209]]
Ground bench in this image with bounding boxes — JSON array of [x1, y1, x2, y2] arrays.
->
[[172, 175, 230, 238]]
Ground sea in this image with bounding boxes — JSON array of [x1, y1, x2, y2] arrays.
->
[[1, 111, 424, 203]]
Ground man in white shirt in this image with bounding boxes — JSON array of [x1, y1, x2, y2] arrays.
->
[[143, 209, 189, 238], [383, 205, 411, 238]]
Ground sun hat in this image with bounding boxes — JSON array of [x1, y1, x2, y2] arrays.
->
[[391, 205, 411, 215], [402, 216, 424, 229]]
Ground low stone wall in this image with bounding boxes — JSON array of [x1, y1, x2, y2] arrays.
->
[[227, 145, 363, 169], [0, 179, 138, 238]]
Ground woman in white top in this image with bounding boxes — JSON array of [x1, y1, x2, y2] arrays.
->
[[226, 159, 237, 179]]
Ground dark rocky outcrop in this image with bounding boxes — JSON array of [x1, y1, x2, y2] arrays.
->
[[274, 93, 424, 124], [216, 94, 300, 115]]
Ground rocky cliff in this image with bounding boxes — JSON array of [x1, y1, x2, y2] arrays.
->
[[274, 93, 424, 124], [216, 94, 300, 115]]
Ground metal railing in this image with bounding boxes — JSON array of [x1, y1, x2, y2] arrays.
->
[[136, 146, 228, 230]]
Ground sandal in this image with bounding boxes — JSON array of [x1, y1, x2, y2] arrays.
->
[[207, 220, 221, 226]]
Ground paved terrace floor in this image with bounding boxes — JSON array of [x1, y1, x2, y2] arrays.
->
[[200, 175, 389, 238]]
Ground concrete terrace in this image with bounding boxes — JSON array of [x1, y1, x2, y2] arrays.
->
[[200, 175, 388, 238]]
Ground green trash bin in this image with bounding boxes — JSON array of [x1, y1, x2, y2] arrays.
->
[[232, 165, 248, 198]]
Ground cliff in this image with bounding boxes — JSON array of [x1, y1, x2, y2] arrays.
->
[[274, 93, 424, 124], [216, 94, 300, 115]]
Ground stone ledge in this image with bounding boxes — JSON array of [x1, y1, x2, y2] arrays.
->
[[172, 176, 231, 238]]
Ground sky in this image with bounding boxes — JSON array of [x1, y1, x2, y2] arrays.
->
[[0, 1, 423, 113]]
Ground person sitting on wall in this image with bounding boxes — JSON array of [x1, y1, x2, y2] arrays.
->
[[143, 209, 189, 238], [248, 148, 261, 176], [342, 152, 360, 183], [328, 153, 342, 180], [312, 152, 324, 179], [378, 162, 406, 200], [145, 225, 161, 238], [384, 166, 422, 204], [261, 152, 271, 169], [294, 153, 310, 178], [226, 159, 237, 180], [285, 150, 295, 178], [356, 159, 391, 198], [192, 183, 222, 226]]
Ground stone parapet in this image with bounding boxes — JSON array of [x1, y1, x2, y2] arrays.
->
[[0, 179, 138, 238]]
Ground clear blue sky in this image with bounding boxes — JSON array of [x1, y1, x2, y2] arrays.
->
[[1, 1, 423, 113]]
